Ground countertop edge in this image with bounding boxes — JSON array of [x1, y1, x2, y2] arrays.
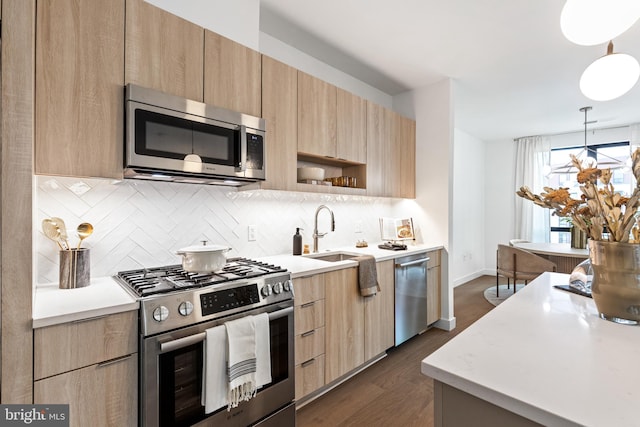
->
[[421, 361, 579, 427], [32, 301, 140, 329]]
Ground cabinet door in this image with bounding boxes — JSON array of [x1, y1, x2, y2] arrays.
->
[[295, 354, 325, 401], [393, 113, 416, 198], [34, 354, 137, 427], [324, 268, 364, 384], [204, 31, 261, 117], [336, 88, 367, 163], [125, 0, 203, 101], [34, 311, 138, 380], [366, 101, 392, 196], [35, 0, 124, 179], [364, 260, 395, 360], [261, 56, 298, 190], [298, 71, 337, 158]]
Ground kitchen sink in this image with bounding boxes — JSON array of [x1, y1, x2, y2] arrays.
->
[[305, 252, 360, 262]]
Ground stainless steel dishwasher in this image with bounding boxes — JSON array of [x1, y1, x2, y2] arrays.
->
[[395, 253, 429, 346]]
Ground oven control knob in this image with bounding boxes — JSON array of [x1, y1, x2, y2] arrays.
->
[[273, 282, 282, 294], [283, 279, 292, 292], [152, 306, 169, 322], [261, 284, 272, 297], [178, 301, 194, 316]]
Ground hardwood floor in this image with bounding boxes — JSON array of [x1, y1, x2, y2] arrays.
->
[[296, 275, 496, 427]]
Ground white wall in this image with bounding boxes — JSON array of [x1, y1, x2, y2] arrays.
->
[[394, 79, 455, 330], [452, 129, 485, 286], [483, 139, 515, 273]]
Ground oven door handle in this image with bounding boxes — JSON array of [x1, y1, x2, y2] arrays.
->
[[159, 306, 293, 353]]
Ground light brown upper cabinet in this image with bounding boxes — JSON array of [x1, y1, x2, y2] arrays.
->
[[298, 71, 337, 158], [125, 0, 204, 101], [35, 0, 125, 179], [366, 103, 416, 198], [392, 112, 416, 199], [336, 88, 367, 164], [204, 31, 261, 117], [366, 101, 392, 196], [261, 56, 298, 191]]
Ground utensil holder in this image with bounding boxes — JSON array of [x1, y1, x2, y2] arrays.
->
[[59, 248, 90, 289]]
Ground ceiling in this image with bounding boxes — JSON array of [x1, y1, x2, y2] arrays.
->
[[259, 0, 640, 142]]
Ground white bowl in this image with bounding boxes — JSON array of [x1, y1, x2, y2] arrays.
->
[[297, 167, 325, 182]]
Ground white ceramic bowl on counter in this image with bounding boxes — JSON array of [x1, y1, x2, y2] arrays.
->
[[297, 167, 325, 182]]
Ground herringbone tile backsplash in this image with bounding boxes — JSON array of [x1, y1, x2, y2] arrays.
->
[[35, 176, 400, 284]]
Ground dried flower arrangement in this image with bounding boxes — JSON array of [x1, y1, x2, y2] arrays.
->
[[517, 149, 640, 243]]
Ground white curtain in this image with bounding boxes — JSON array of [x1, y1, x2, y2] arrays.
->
[[630, 124, 640, 149], [514, 136, 550, 242]]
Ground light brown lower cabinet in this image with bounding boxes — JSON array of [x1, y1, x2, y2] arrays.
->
[[295, 354, 326, 401], [364, 260, 395, 360], [324, 267, 364, 384], [294, 274, 326, 401], [33, 311, 138, 426], [33, 355, 137, 427]]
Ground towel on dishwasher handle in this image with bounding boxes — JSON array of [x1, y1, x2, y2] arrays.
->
[[354, 255, 380, 297], [201, 325, 228, 414]]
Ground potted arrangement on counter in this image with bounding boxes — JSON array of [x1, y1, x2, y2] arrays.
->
[[517, 149, 640, 325]]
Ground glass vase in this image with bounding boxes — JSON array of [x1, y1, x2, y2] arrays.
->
[[589, 240, 640, 325]]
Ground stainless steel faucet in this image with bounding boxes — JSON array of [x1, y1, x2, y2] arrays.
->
[[313, 205, 335, 253]]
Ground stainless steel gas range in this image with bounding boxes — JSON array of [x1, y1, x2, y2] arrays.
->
[[115, 258, 295, 427]]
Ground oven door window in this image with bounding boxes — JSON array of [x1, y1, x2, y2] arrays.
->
[[135, 109, 239, 166], [267, 314, 290, 387], [159, 343, 205, 427], [157, 314, 291, 426]]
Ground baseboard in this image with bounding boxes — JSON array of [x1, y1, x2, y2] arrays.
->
[[434, 316, 456, 331], [453, 271, 485, 287]]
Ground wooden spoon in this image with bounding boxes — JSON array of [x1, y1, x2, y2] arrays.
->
[[76, 222, 94, 249]]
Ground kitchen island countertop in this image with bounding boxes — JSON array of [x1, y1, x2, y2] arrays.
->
[[421, 272, 640, 427]]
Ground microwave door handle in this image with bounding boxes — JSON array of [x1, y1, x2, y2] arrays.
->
[[237, 125, 247, 172]]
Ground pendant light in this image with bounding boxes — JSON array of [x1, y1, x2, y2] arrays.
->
[[551, 107, 627, 174], [561, 0, 640, 46], [580, 41, 640, 102]]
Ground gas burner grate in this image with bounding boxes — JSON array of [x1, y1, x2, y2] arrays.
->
[[115, 258, 286, 297]]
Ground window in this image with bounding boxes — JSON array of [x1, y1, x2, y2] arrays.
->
[[548, 142, 630, 243]]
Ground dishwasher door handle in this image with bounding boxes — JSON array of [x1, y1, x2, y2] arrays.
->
[[396, 257, 429, 268]]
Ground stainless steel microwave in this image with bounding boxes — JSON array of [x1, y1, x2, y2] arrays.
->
[[125, 84, 265, 186]]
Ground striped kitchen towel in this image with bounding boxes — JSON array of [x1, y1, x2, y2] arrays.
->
[[225, 316, 257, 409]]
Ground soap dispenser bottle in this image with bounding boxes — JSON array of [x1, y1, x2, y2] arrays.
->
[[293, 228, 303, 255]]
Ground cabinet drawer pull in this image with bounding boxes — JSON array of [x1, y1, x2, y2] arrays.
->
[[301, 358, 316, 367], [301, 301, 316, 309], [97, 354, 132, 368], [71, 314, 109, 324], [301, 330, 315, 337]]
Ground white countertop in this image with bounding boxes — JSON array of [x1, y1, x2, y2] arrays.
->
[[33, 277, 139, 328], [33, 242, 442, 327], [514, 242, 589, 258], [421, 272, 640, 427], [260, 242, 442, 278]]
